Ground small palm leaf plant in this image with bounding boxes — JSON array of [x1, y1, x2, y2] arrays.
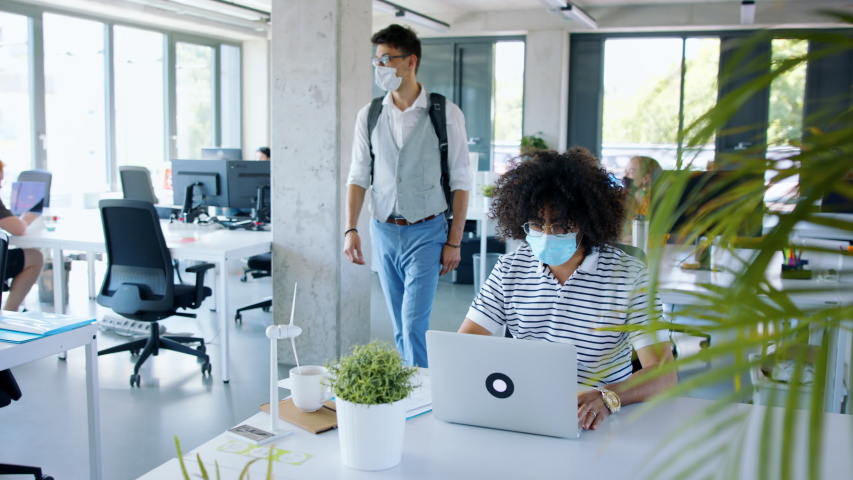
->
[[619, 11, 853, 480], [325, 340, 419, 471]]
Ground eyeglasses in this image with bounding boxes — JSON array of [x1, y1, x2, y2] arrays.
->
[[523, 222, 576, 238], [372, 54, 410, 67]]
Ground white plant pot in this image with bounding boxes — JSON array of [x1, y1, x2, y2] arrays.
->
[[336, 398, 407, 471]]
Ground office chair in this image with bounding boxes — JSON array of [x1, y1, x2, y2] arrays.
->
[[96, 199, 214, 387], [16, 170, 52, 208], [119, 166, 158, 204], [234, 252, 271, 324], [0, 233, 54, 480]]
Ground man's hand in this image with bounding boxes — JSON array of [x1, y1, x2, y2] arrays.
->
[[439, 244, 461, 276], [343, 231, 365, 265], [577, 389, 610, 431]]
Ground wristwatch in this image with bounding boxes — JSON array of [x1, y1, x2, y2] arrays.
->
[[595, 387, 621, 414]]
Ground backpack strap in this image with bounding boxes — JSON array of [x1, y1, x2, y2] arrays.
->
[[427, 92, 452, 218], [366, 97, 384, 185]]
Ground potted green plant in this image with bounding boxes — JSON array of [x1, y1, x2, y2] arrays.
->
[[520, 132, 548, 158], [325, 341, 419, 471]]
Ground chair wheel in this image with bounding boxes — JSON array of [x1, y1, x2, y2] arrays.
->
[[235, 314, 242, 324], [240, 275, 248, 282], [40, 476, 55, 480], [130, 349, 140, 356], [201, 362, 212, 376], [262, 307, 270, 313], [196, 345, 206, 354], [130, 374, 141, 387], [699, 340, 710, 349]]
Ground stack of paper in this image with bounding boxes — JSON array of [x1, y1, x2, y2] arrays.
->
[[406, 368, 432, 419], [0, 311, 96, 344]]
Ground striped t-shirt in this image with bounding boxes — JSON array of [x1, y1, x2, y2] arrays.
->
[[466, 244, 667, 387]]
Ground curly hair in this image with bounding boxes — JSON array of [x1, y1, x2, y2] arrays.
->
[[490, 148, 627, 251]]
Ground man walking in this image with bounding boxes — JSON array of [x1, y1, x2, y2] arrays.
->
[[344, 24, 471, 367]]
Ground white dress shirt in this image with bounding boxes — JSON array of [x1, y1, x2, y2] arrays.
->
[[347, 84, 472, 196]]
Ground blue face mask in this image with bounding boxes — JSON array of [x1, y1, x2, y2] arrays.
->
[[526, 232, 580, 266]]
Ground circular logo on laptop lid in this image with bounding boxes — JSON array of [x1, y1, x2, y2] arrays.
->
[[485, 372, 514, 399]]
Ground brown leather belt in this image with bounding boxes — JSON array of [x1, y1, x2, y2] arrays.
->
[[386, 214, 438, 226]]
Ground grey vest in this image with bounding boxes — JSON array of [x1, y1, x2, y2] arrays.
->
[[370, 107, 447, 223]]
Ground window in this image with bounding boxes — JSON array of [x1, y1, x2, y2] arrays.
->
[[492, 41, 524, 174], [601, 37, 720, 177], [114, 26, 165, 176], [175, 42, 214, 159], [0, 11, 32, 176], [43, 14, 107, 195]]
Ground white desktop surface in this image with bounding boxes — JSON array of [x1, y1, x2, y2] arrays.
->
[[6, 209, 271, 382], [0, 322, 101, 480], [140, 396, 853, 480]]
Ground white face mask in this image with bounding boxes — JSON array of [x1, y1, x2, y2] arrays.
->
[[374, 65, 404, 91]]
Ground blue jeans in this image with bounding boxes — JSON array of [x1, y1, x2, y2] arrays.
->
[[371, 213, 446, 367]]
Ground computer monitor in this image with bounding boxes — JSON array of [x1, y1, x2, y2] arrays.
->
[[653, 170, 765, 241], [201, 147, 243, 160], [821, 179, 853, 214], [225, 161, 271, 210], [10, 181, 46, 216], [171, 159, 270, 213]]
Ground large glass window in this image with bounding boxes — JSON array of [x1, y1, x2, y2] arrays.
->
[[43, 14, 107, 195], [176, 42, 214, 159], [492, 41, 524, 174], [0, 11, 32, 176], [114, 26, 165, 178], [601, 37, 720, 176]]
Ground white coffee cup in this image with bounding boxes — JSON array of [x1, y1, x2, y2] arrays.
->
[[289, 365, 333, 412]]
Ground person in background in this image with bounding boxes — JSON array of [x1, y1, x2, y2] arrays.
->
[[458, 148, 676, 431], [256, 147, 271, 161], [0, 160, 44, 311], [621, 155, 662, 244]]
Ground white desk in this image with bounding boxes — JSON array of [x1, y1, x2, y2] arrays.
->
[[7, 210, 272, 383], [656, 246, 853, 413], [140, 396, 853, 479], [0, 323, 101, 480]]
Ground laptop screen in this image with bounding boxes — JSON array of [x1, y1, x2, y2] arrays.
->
[[10, 181, 46, 216]]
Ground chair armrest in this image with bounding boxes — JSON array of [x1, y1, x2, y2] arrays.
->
[[185, 263, 215, 309], [185, 263, 215, 274]]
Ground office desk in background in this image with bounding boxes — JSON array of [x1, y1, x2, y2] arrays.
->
[[656, 246, 853, 414], [0, 322, 101, 480], [7, 209, 272, 383], [140, 395, 852, 479]]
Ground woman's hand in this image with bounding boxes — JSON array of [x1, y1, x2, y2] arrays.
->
[[577, 389, 610, 430]]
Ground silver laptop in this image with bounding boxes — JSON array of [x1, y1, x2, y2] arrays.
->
[[426, 330, 580, 438]]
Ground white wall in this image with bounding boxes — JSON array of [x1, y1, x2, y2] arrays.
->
[[242, 38, 270, 156]]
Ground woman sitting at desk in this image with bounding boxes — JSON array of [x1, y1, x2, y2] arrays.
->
[[458, 148, 676, 431], [0, 160, 44, 312]]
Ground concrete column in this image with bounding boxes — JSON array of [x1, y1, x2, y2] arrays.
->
[[270, 0, 372, 365], [523, 29, 570, 153]]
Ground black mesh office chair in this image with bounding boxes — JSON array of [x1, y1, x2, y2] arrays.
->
[[96, 200, 214, 387], [234, 253, 271, 324], [17, 170, 52, 208], [0, 232, 54, 480]]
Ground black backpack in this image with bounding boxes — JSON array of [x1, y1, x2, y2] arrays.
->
[[367, 92, 453, 217]]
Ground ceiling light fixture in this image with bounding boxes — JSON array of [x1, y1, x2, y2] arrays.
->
[[171, 0, 269, 21], [741, 0, 756, 25], [373, 0, 450, 33], [127, 0, 269, 31], [538, 1, 597, 29]]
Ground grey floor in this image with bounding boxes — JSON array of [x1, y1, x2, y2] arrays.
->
[[0, 260, 733, 480]]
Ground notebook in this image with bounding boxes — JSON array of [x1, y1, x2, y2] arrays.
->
[[0, 311, 95, 336], [10, 181, 46, 216]]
